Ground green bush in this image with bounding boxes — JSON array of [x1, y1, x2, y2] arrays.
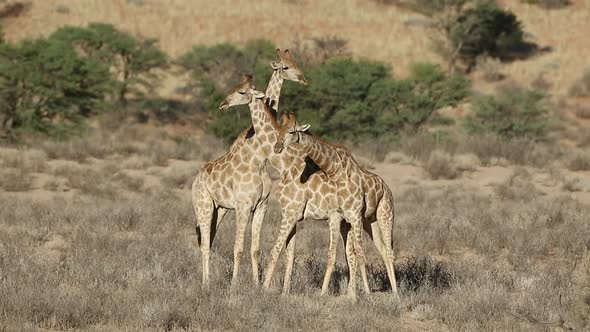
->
[[450, 1, 524, 69], [51, 23, 168, 105], [284, 61, 469, 142], [408, 0, 525, 73], [464, 85, 548, 139], [0, 38, 112, 136]]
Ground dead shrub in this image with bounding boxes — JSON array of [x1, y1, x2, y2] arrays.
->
[[0, 147, 47, 172], [113, 172, 144, 192], [160, 163, 197, 189], [476, 56, 504, 82], [574, 105, 590, 119], [120, 155, 152, 169], [424, 150, 459, 180], [52, 162, 117, 196], [396, 256, 454, 292], [524, 0, 571, 9], [569, 69, 590, 97], [454, 153, 481, 172], [0, 167, 33, 192], [567, 150, 590, 171], [562, 177, 584, 192], [495, 168, 539, 201], [292, 35, 350, 66]]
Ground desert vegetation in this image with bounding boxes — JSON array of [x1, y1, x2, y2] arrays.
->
[[0, 0, 589, 330]]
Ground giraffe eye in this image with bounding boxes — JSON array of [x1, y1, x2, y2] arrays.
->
[[238, 91, 246, 95], [283, 66, 289, 70]]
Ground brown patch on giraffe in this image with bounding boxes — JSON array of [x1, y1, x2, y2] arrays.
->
[[236, 164, 249, 173], [204, 161, 215, 174], [244, 126, 255, 139], [300, 156, 323, 184]]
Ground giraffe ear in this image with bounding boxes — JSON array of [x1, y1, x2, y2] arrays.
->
[[270, 61, 281, 70], [297, 124, 311, 132], [251, 89, 265, 99]]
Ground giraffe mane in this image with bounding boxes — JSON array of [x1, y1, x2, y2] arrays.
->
[[262, 101, 280, 131], [302, 131, 351, 154]]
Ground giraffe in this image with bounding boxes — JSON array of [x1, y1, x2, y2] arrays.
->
[[271, 113, 399, 298], [191, 49, 306, 288], [215, 76, 356, 296]]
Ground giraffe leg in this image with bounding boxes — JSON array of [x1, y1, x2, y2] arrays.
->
[[207, 207, 227, 251], [321, 213, 342, 295], [377, 199, 398, 297], [250, 201, 268, 286], [340, 222, 357, 299], [263, 213, 298, 290], [192, 179, 215, 288], [231, 206, 251, 289], [349, 215, 370, 295], [282, 226, 297, 295], [368, 222, 385, 257]]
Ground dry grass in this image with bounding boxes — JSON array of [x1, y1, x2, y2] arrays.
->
[[1, 175, 588, 330], [397, 133, 561, 169], [1, 132, 589, 330]]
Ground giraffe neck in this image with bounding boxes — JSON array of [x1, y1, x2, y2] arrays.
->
[[248, 98, 279, 145], [299, 134, 343, 178], [264, 70, 283, 118]]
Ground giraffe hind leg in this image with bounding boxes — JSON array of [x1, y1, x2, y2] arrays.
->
[[348, 215, 370, 295], [321, 213, 342, 295], [250, 201, 268, 286], [376, 196, 398, 297]]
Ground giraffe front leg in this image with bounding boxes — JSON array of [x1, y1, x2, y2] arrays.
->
[[250, 201, 268, 286], [282, 226, 297, 295], [321, 213, 342, 295], [231, 207, 251, 290], [263, 213, 298, 290], [192, 178, 215, 288], [340, 221, 357, 300]]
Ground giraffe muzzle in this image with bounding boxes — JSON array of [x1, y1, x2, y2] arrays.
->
[[274, 143, 284, 154], [218, 101, 229, 111]]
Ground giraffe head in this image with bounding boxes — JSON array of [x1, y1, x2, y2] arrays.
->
[[270, 49, 307, 85], [274, 112, 310, 153], [218, 74, 266, 110]]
